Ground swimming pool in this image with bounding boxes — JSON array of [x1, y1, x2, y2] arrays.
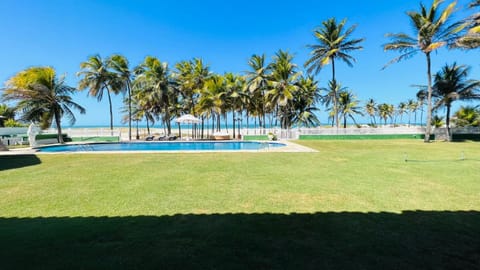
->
[[37, 141, 286, 152]]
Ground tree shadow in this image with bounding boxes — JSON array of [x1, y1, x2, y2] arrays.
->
[[0, 211, 478, 269], [0, 155, 41, 171]]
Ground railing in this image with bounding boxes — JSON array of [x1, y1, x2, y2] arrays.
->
[[241, 126, 425, 140]]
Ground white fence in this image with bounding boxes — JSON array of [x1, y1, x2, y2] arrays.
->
[[241, 126, 425, 140]]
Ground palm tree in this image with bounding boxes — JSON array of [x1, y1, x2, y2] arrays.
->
[[431, 115, 445, 128], [267, 50, 301, 129], [320, 80, 346, 127], [406, 99, 417, 126], [245, 54, 269, 129], [108, 54, 134, 141], [2, 67, 85, 143], [77, 55, 122, 131], [0, 104, 16, 127], [457, 0, 480, 48], [365, 98, 377, 126], [174, 58, 210, 115], [432, 63, 480, 140], [305, 17, 364, 128], [378, 103, 392, 126], [383, 0, 464, 142], [454, 105, 480, 126], [397, 102, 408, 124], [225, 73, 245, 138], [293, 76, 321, 127], [337, 90, 363, 128], [134, 56, 173, 135], [416, 89, 427, 125]]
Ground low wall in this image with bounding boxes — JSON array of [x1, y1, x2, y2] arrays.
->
[[299, 134, 428, 140]]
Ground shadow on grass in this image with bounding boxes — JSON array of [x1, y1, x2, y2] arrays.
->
[[0, 211, 479, 269], [0, 155, 41, 171]]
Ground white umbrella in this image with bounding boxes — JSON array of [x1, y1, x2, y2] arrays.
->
[[175, 114, 201, 124], [175, 114, 200, 139]]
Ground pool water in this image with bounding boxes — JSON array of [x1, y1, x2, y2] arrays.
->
[[37, 141, 286, 152]]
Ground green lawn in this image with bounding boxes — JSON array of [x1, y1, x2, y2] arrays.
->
[[0, 140, 479, 269]]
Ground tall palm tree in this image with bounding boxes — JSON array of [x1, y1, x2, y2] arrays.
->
[[225, 73, 245, 138], [432, 63, 480, 139], [293, 76, 321, 127], [108, 54, 133, 140], [397, 102, 408, 124], [134, 56, 173, 135], [384, 0, 464, 142], [378, 103, 392, 126], [320, 80, 346, 127], [267, 50, 301, 129], [77, 55, 122, 131], [364, 98, 377, 126], [245, 54, 269, 129], [2, 67, 85, 143], [416, 89, 427, 125], [406, 99, 417, 126], [337, 90, 363, 128], [174, 58, 210, 114], [305, 17, 364, 128]]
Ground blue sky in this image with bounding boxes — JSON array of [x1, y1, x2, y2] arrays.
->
[[0, 0, 477, 126]]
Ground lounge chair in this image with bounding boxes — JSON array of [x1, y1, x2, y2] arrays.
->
[[145, 135, 155, 141], [168, 136, 178, 141], [158, 135, 168, 141]]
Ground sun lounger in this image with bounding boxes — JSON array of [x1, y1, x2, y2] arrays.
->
[[145, 135, 155, 141]]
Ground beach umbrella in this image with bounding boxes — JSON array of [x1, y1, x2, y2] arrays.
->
[[175, 114, 201, 139]]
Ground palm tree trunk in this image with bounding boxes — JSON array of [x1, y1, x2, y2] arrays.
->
[[232, 111, 236, 138], [127, 81, 132, 141], [136, 120, 139, 140], [446, 104, 451, 141], [146, 117, 150, 135], [54, 109, 64, 144], [331, 58, 339, 130], [425, 53, 433, 142], [343, 115, 347, 128], [201, 117, 205, 139], [106, 88, 114, 134]]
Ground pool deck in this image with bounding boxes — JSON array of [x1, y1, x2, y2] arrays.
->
[[0, 140, 317, 155]]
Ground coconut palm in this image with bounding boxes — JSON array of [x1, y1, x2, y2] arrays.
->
[[454, 105, 480, 126], [245, 54, 270, 129], [2, 67, 85, 143], [225, 73, 245, 138], [431, 115, 445, 128], [320, 80, 346, 127], [267, 50, 301, 129], [108, 54, 134, 140], [383, 0, 464, 142], [416, 89, 427, 125], [432, 63, 480, 139], [0, 104, 16, 127], [134, 56, 173, 135], [397, 102, 408, 124], [365, 98, 377, 126], [337, 90, 363, 128], [293, 76, 321, 127], [174, 58, 210, 115], [305, 17, 364, 128], [457, 0, 480, 48], [78, 55, 122, 131], [378, 103, 392, 125]]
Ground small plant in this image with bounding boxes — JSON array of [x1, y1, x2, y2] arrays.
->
[[267, 132, 278, 141]]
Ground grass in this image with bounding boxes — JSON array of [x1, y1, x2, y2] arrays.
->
[[1, 140, 479, 269]]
